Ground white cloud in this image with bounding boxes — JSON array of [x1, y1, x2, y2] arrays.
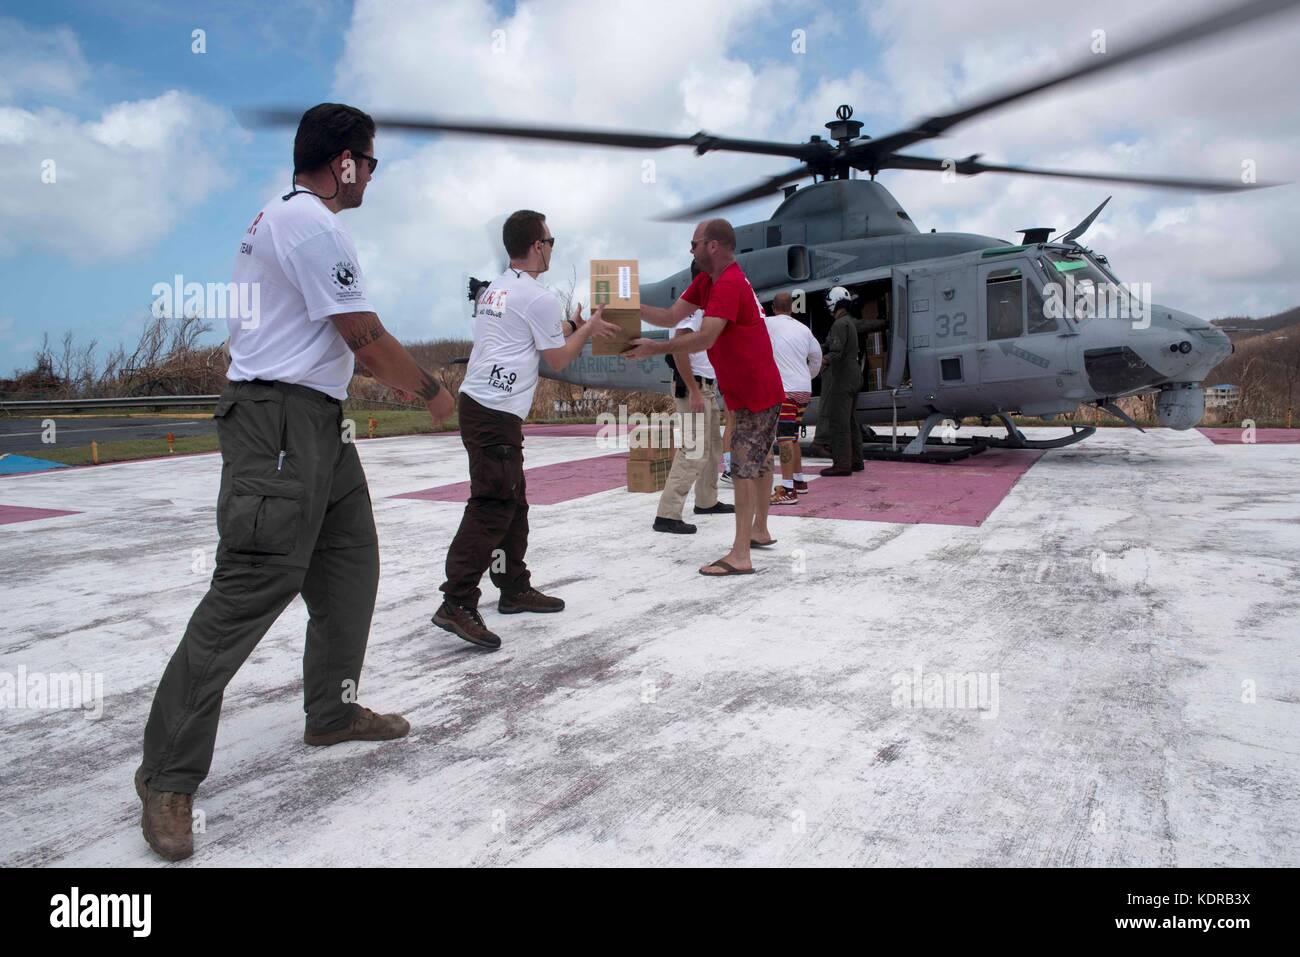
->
[[326, 0, 1300, 345], [0, 18, 89, 102], [0, 91, 243, 262], [853, 0, 1300, 320], [334, 0, 810, 342]]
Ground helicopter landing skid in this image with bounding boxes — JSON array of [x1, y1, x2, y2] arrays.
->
[[979, 425, 1096, 450], [802, 436, 989, 464]]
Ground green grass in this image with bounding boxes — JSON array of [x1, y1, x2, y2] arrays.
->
[[16, 409, 604, 468], [26, 434, 222, 466]]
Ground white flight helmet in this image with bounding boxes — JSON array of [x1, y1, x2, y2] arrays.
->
[[825, 286, 854, 312]]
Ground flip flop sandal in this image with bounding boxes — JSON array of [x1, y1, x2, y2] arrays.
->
[[699, 559, 755, 576], [750, 538, 778, 548]]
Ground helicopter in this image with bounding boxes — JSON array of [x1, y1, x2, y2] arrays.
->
[[254, 0, 1296, 462]]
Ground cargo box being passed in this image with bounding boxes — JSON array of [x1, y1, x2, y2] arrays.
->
[[590, 259, 641, 356]]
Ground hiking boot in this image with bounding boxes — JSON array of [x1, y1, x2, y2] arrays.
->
[[693, 502, 735, 515], [654, 516, 697, 534], [135, 766, 194, 862], [498, 587, 565, 615], [303, 706, 410, 747], [793, 479, 809, 492], [433, 601, 502, 650], [770, 486, 799, 505]]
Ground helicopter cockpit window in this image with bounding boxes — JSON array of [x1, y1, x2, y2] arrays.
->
[[986, 268, 1024, 340], [1042, 251, 1135, 323], [1025, 279, 1058, 334]]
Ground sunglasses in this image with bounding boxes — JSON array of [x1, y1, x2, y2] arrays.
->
[[352, 151, 379, 173], [689, 238, 715, 250], [538, 237, 556, 248]]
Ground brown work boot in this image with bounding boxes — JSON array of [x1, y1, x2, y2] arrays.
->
[[498, 586, 565, 615], [304, 705, 410, 747], [432, 601, 502, 650], [134, 766, 194, 862]]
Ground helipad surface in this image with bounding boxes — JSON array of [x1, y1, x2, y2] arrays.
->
[[1, 426, 1297, 866]]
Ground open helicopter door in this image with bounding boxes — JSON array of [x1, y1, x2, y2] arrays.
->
[[886, 268, 908, 388]]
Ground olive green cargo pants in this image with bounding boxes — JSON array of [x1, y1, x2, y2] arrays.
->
[[141, 379, 379, 794]]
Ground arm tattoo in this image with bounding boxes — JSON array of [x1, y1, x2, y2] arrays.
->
[[333, 312, 387, 351], [415, 368, 442, 402]]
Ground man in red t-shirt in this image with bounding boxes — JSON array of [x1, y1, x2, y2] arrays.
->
[[627, 218, 784, 576]]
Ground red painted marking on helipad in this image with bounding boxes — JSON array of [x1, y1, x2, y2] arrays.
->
[[395, 446, 1044, 525], [394, 452, 630, 505], [774, 450, 1045, 526], [0, 504, 82, 526], [1197, 428, 1300, 445]]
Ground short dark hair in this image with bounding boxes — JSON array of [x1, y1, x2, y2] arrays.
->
[[700, 218, 736, 250], [503, 210, 547, 258], [294, 103, 376, 174]]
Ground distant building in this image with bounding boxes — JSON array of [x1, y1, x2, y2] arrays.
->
[[1205, 383, 1239, 408]]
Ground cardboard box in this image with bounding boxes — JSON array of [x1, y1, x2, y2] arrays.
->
[[865, 367, 884, 392], [629, 445, 674, 462], [628, 421, 675, 462], [867, 354, 887, 371], [590, 259, 641, 355], [865, 331, 886, 356], [627, 457, 672, 492]]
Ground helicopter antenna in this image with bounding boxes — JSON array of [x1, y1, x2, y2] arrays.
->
[[1057, 196, 1112, 244]]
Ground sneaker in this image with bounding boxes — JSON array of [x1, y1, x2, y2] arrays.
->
[[692, 502, 735, 515], [770, 487, 799, 505], [498, 587, 565, 614], [432, 601, 502, 650], [304, 705, 411, 747], [135, 766, 194, 862], [653, 516, 697, 534], [793, 479, 809, 492], [719, 470, 733, 485]]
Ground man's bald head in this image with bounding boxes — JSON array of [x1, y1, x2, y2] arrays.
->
[[773, 292, 793, 315], [690, 218, 738, 276], [698, 218, 736, 249]]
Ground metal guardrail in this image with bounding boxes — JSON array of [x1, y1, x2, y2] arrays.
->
[[0, 395, 221, 414]]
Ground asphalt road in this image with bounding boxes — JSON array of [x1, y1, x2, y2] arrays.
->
[[0, 417, 217, 454]]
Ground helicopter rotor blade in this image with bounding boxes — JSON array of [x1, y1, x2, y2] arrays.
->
[[881, 152, 1283, 192], [653, 164, 817, 221], [859, 0, 1300, 160], [242, 109, 817, 160]]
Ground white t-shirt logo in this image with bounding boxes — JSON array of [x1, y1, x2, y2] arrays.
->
[[332, 261, 357, 289]]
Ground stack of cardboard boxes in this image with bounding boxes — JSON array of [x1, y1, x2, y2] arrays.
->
[[864, 330, 887, 392], [627, 421, 675, 492]]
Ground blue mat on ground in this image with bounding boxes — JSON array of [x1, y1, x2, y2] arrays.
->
[[0, 454, 69, 475]]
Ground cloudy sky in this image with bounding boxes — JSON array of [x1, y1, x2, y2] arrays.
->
[[2, 0, 1298, 375]]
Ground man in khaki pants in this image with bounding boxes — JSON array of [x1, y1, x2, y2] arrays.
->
[[653, 264, 732, 534]]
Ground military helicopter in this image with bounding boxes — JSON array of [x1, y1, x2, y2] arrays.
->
[[254, 0, 1296, 461]]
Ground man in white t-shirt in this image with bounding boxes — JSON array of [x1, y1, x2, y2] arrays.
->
[[137, 104, 455, 862], [766, 291, 823, 504], [434, 209, 618, 651]]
